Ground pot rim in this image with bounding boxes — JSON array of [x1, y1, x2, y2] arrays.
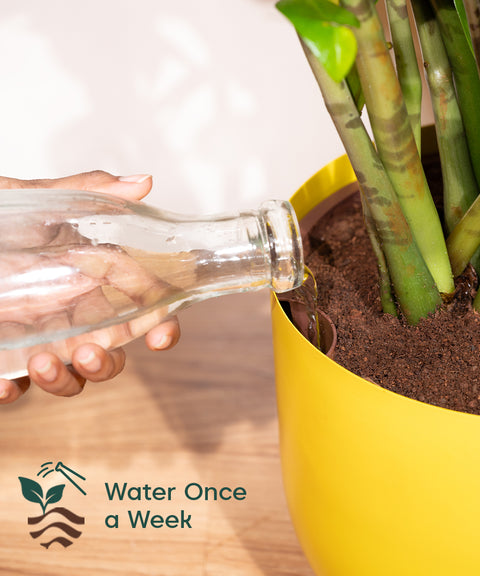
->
[[273, 154, 480, 421]]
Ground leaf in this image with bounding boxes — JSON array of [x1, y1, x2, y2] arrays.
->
[[453, 0, 475, 58], [307, 27, 358, 82], [276, 0, 359, 28], [276, 0, 359, 81], [45, 484, 65, 508], [18, 477, 44, 507]]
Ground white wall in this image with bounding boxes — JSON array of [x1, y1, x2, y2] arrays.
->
[[0, 0, 345, 214]]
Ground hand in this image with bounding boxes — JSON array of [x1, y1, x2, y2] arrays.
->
[[0, 171, 181, 404]]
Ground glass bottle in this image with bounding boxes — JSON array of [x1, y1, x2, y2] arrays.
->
[[0, 190, 303, 379]]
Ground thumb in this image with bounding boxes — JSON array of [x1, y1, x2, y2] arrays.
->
[[0, 171, 153, 202]]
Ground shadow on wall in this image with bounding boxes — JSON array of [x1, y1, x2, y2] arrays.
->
[[0, 0, 343, 214]]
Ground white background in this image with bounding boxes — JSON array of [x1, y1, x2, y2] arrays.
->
[[0, 0, 347, 214]]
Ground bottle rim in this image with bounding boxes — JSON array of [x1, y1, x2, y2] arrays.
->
[[259, 200, 304, 293]]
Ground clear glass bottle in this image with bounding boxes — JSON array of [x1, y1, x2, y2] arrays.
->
[[0, 190, 303, 379]]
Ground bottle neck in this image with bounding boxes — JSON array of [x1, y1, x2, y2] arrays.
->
[[190, 200, 304, 297], [257, 200, 304, 292]]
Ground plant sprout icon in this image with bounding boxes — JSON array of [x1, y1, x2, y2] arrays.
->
[[38, 462, 86, 496], [19, 461, 86, 548]]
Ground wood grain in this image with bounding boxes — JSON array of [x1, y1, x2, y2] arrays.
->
[[0, 292, 315, 576]]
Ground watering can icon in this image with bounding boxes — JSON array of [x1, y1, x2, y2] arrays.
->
[[38, 461, 86, 495]]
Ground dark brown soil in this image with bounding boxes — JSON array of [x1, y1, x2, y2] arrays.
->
[[303, 179, 480, 416]]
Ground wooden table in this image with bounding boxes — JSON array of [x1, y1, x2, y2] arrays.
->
[[0, 292, 315, 576]]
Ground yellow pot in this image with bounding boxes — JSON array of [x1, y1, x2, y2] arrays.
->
[[271, 155, 480, 576]]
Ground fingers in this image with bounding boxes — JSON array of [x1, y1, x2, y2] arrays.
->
[[0, 377, 30, 404], [0, 170, 153, 202], [1, 321, 177, 404], [71, 344, 125, 383], [27, 353, 86, 397], [0, 168, 158, 405], [145, 317, 181, 351], [26, 345, 126, 397]]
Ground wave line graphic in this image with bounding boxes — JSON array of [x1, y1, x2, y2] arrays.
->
[[40, 537, 73, 549], [27, 506, 85, 525], [29, 522, 82, 539]]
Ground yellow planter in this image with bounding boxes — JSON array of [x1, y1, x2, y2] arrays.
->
[[271, 156, 480, 576]]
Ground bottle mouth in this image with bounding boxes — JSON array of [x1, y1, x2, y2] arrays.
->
[[259, 200, 304, 293]]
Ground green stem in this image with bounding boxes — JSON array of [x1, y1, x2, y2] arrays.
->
[[411, 0, 479, 232], [346, 64, 366, 112], [447, 195, 480, 275], [340, 0, 454, 295], [474, 291, 480, 310], [385, 0, 422, 151], [430, 0, 480, 188], [301, 38, 441, 324], [360, 188, 398, 316], [463, 0, 480, 73]]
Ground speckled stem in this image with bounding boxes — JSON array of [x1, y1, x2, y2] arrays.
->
[[385, 0, 422, 150], [302, 39, 441, 323], [463, 0, 480, 74], [447, 197, 480, 275], [340, 0, 454, 295], [412, 0, 479, 233], [360, 189, 398, 316], [430, 0, 480, 188]]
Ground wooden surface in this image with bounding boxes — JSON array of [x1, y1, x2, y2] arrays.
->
[[0, 292, 315, 576]]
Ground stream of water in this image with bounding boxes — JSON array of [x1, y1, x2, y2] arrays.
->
[[285, 265, 322, 351], [301, 266, 321, 350]]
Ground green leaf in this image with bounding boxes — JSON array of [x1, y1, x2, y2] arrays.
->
[[276, 0, 360, 28], [18, 477, 44, 507], [45, 484, 65, 507], [276, 0, 359, 82], [453, 0, 475, 57], [304, 27, 358, 82]]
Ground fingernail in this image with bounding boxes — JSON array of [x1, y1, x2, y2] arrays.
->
[[153, 334, 173, 350], [118, 174, 152, 183], [35, 358, 58, 383], [0, 383, 9, 400], [76, 349, 102, 373]]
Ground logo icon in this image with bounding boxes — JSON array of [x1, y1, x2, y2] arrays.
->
[[19, 461, 86, 549]]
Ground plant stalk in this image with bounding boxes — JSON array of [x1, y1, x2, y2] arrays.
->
[[340, 0, 454, 295], [385, 0, 422, 151], [462, 0, 480, 73], [411, 0, 479, 232], [447, 198, 480, 275], [302, 38, 441, 324], [360, 189, 398, 316], [430, 0, 480, 188]]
